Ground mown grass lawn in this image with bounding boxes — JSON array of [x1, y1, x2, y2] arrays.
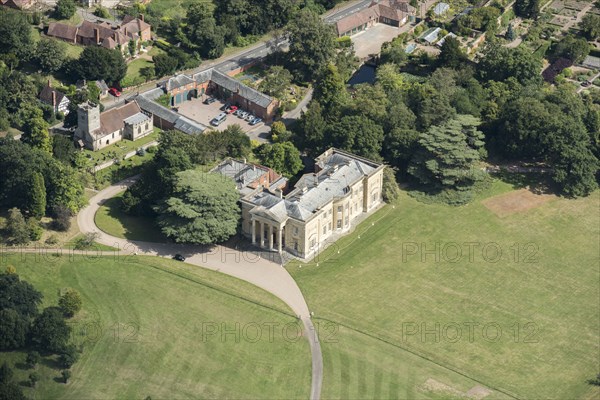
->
[[288, 179, 600, 399], [94, 193, 167, 243], [1, 254, 309, 399]]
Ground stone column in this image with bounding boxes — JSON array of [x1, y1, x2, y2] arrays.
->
[[251, 219, 256, 244], [268, 224, 273, 250], [278, 226, 283, 253]]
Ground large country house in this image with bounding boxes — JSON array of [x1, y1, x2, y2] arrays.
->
[[335, 0, 416, 37], [214, 149, 385, 259], [46, 15, 151, 56], [74, 101, 153, 150]]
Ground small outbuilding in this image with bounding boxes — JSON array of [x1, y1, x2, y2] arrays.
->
[[433, 2, 450, 16]]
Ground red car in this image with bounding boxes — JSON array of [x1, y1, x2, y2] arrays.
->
[[108, 87, 121, 97], [226, 105, 238, 114]]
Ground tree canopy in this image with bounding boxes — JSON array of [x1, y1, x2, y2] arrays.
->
[[75, 47, 127, 85], [156, 170, 240, 244]]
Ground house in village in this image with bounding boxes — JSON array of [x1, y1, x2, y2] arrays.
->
[[74, 101, 153, 150], [334, 0, 416, 37], [213, 149, 385, 259], [46, 15, 151, 57], [39, 81, 70, 116]]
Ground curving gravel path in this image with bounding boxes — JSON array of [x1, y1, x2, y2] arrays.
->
[[77, 176, 323, 399]]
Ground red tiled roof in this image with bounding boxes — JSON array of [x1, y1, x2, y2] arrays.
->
[[47, 22, 78, 42], [93, 102, 142, 138]]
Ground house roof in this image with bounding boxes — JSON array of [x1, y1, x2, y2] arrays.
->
[[47, 22, 78, 42], [123, 112, 150, 125], [93, 102, 142, 139], [165, 74, 195, 91], [436, 32, 457, 47], [335, 7, 379, 35], [120, 16, 151, 34], [209, 70, 274, 108], [39, 84, 67, 106], [433, 2, 450, 15], [211, 158, 285, 195], [95, 80, 109, 92], [239, 149, 383, 223]]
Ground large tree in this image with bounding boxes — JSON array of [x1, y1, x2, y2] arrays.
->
[[258, 65, 293, 98], [35, 39, 67, 74], [75, 47, 127, 84], [255, 141, 303, 178], [30, 307, 71, 353], [329, 115, 384, 161], [156, 170, 240, 244], [514, 0, 541, 19], [21, 108, 52, 154], [553, 35, 590, 63], [0, 8, 33, 60], [478, 44, 542, 84], [313, 63, 348, 113], [183, 3, 226, 59], [580, 14, 600, 40], [286, 9, 336, 81], [28, 173, 46, 219], [438, 37, 468, 68], [0, 272, 42, 318], [408, 115, 487, 202], [4, 208, 30, 246], [0, 309, 28, 350], [54, 0, 77, 20]]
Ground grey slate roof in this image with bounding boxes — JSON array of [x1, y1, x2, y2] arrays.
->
[[124, 112, 150, 125], [242, 149, 382, 222], [192, 68, 274, 108], [134, 94, 207, 134], [166, 74, 195, 91]]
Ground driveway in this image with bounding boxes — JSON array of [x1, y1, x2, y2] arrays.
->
[[77, 177, 323, 399]]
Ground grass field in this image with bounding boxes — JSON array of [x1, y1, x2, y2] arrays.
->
[[94, 193, 167, 243], [0, 254, 309, 399], [288, 179, 600, 399]]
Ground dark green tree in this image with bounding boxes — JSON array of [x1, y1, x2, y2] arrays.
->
[[514, 0, 541, 19], [29, 372, 40, 388], [478, 44, 542, 84], [76, 47, 127, 84], [22, 108, 52, 154], [61, 369, 71, 383], [554, 35, 590, 63], [26, 351, 40, 369], [0, 309, 29, 350], [28, 172, 46, 220], [329, 115, 384, 160], [313, 63, 348, 113], [506, 23, 517, 41], [409, 115, 486, 202], [0, 363, 12, 383], [0, 273, 42, 317], [580, 14, 600, 40], [30, 307, 71, 353], [286, 9, 335, 81], [153, 53, 178, 78], [156, 171, 240, 244], [255, 141, 303, 178], [59, 344, 79, 368], [183, 3, 226, 59], [35, 39, 67, 74], [297, 101, 327, 155], [0, 8, 33, 60], [438, 37, 468, 68], [54, 0, 77, 20], [258, 66, 293, 98]]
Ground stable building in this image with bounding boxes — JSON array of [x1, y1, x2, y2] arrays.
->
[[334, 0, 416, 37]]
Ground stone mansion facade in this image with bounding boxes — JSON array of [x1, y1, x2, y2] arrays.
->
[[213, 149, 385, 259]]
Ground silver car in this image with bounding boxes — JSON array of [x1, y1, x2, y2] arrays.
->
[[245, 113, 255, 122]]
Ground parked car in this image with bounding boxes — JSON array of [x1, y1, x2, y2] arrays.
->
[[581, 81, 592, 87], [108, 87, 121, 97], [203, 97, 216, 104], [245, 113, 255, 122], [233, 109, 243, 116], [220, 102, 231, 111], [173, 254, 186, 262], [239, 111, 249, 119], [211, 113, 227, 126], [226, 105, 238, 114], [250, 117, 262, 126]]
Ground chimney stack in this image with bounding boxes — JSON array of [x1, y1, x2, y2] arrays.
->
[[139, 13, 144, 22], [47, 79, 51, 88], [94, 28, 99, 44]]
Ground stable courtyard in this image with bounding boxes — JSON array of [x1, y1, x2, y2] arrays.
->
[[176, 97, 263, 132]]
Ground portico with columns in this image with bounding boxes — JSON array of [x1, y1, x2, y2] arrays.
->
[[250, 212, 286, 253]]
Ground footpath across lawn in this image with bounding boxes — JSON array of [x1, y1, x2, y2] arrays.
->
[[289, 179, 600, 400]]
